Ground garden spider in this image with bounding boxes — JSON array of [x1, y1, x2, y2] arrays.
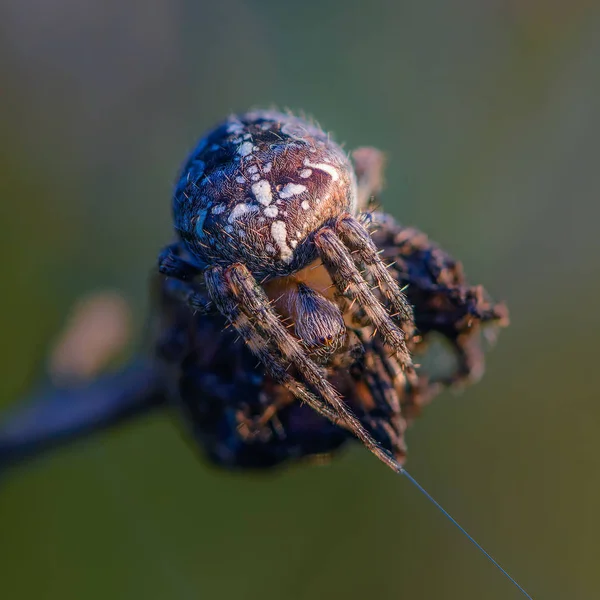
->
[[157, 110, 506, 472]]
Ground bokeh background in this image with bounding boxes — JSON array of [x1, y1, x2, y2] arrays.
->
[[1, 1, 599, 598]]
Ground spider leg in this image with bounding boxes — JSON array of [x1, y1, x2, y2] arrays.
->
[[158, 242, 201, 281], [336, 215, 414, 327], [206, 263, 403, 472], [351, 329, 408, 459], [315, 227, 413, 371], [157, 243, 215, 313], [203, 266, 341, 425], [353, 329, 402, 415]]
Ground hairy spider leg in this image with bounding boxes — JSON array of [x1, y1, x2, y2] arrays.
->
[[211, 263, 404, 473], [159, 245, 349, 429], [351, 329, 407, 459], [334, 215, 420, 390], [158, 243, 199, 281], [203, 266, 342, 426], [158, 243, 216, 314], [354, 329, 402, 417], [336, 215, 414, 326], [314, 228, 413, 370]]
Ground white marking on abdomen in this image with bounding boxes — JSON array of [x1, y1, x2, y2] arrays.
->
[[271, 220, 293, 262], [237, 141, 253, 156], [279, 183, 307, 199], [228, 203, 258, 223], [252, 180, 272, 206], [303, 159, 339, 181]]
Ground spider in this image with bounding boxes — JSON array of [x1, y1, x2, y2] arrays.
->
[[156, 110, 507, 473]]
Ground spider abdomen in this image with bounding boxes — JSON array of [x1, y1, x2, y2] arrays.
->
[[173, 110, 358, 279]]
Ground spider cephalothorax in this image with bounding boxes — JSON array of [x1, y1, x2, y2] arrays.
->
[[158, 110, 416, 471]]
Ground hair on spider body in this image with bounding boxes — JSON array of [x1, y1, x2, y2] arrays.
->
[[172, 110, 358, 279]]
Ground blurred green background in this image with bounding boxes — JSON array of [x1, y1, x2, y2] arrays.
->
[[1, 1, 599, 598]]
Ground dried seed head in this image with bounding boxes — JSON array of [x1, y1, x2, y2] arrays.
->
[[173, 110, 357, 279]]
